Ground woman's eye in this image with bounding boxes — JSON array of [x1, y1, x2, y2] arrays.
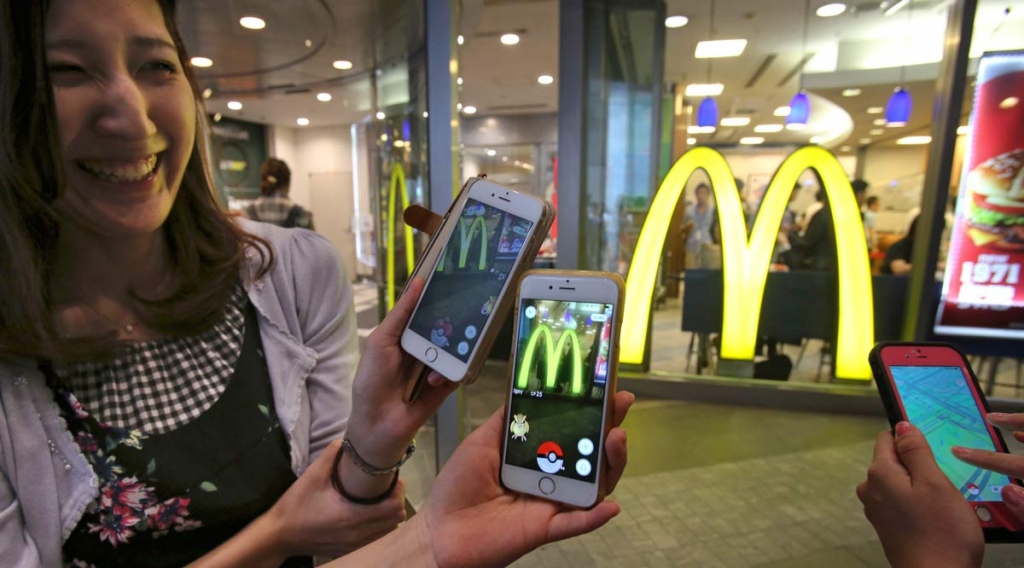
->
[[141, 60, 178, 75], [48, 63, 85, 74]]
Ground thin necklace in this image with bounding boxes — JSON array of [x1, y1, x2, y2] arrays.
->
[[81, 302, 137, 335]]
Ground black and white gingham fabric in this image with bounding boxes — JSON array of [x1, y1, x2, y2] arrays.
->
[[243, 193, 313, 229], [54, 283, 248, 435]]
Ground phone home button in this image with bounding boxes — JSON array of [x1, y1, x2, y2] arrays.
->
[[538, 477, 556, 495], [425, 347, 438, 363], [976, 505, 993, 522]]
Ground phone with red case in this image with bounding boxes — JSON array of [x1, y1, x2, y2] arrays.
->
[[870, 341, 1024, 542]]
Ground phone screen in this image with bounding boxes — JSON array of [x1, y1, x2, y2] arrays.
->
[[504, 299, 614, 483], [408, 197, 534, 362], [891, 365, 1013, 502]]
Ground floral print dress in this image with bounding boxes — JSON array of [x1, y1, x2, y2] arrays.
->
[[47, 301, 311, 567]]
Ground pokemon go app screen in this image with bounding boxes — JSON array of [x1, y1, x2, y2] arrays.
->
[[504, 299, 614, 483], [409, 198, 534, 362], [893, 365, 1012, 502]]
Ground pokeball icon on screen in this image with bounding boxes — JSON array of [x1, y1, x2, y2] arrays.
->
[[536, 441, 564, 474], [967, 483, 981, 496]]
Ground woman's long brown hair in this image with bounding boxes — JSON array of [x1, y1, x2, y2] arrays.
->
[[0, 0, 273, 362]]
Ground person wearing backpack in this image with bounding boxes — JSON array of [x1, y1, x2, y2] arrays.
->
[[245, 158, 315, 230]]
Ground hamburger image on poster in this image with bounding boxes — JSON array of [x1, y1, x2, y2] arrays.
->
[[966, 149, 1024, 251]]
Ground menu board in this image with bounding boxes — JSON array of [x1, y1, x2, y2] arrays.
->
[[935, 52, 1024, 338]]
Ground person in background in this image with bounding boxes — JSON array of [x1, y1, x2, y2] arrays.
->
[[881, 216, 918, 276], [864, 195, 881, 251], [244, 158, 315, 230], [851, 179, 869, 210], [801, 190, 836, 271], [683, 183, 716, 268]]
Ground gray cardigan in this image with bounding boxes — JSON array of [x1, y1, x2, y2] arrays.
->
[[0, 220, 358, 567]]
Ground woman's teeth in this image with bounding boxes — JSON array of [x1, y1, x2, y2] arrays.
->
[[79, 155, 158, 182]]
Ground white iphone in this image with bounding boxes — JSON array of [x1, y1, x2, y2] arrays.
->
[[500, 270, 624, 508], [401, 178, 546, 382]]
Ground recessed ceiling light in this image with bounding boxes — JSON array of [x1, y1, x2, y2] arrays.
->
[[333, 60, 353, 70], [685, 83, 724, 97], [687, 137, 697, 144], [1000, 96, 1019, 109], [810, 135, 825, 144], [463, 105, 478, 115], [884, 0, 910, 17], [695, 39, 747, 58], [816, 3, 847, 17], [867, 106, 884, 114], [457, 35, 464, 45], [297, 118, 310, 126], [774, 106, 791, 117], [897, 135, 932, 145], [317, 92, 332, 102], [457, 103, 463, 110], [870, 128, 884, 135], [393, 140, 406, 148], [873, 118, 887, 126], [376, 111, 385, 120], [840, 145, 851, 151], [687, 125, 716, 134], [754, 124, 784, 133], [486, 149, 496, 156], [190, 57, 213, 68], [457, 77, 463, 86], [665, 15, 689, 28], [859, 138, 872, 144], [721, 117, 751, 127], [202, 88, 213, 99], [305, 39, 312, 48], [538, 75, 554, 85], [239, 16, 266, 30], [227, 101, 242, 110], [740, 136, 764, 145], [785, 123, 807, 131], [957, 125, 969, 135], [842, 88, 862, 97], [502, 156, 509, 162], [380, 134, 388, 142], [423, 111, 429, 118], [213, 113, 222, 122], [500, 33, 520, 46]]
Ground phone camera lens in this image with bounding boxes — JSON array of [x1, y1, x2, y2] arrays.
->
[[549, 285, 553, 289]]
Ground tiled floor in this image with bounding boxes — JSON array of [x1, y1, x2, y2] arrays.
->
[[352, 280, 1024, 567]]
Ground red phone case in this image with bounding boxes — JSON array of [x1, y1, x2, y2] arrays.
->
[[869, 341, 1024, 542]]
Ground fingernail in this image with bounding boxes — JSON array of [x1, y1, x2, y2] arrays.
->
[[895, 421, 913, 437], [952, 446, 970, 457], [989, 412, 1009, 420], [1004, 485, 1024, 508]]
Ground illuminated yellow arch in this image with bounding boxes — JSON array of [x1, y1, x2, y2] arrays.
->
[[516, 326, 584, 395], [620, 145, 874, 379], [386, 163, 416, 310], [436, 216, 489, 271]]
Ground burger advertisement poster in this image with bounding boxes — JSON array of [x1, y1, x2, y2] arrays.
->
[[936, 52, 1024, 338]]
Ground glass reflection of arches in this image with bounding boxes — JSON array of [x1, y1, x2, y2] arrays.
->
[[386, 163, 415, 310]]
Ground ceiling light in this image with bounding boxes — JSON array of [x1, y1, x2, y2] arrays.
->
[[457, 103, 463, 110], [393, 140, 406, 148], [305, 39, 312, 48], [227, 101, 242, 110], [190, 57, 213, 68], [842, 88, 862, 97], [867, 106, 884, 114], [754, 124, 784, 133], [423, 111, 429, 118], [317, 92, 332, 102], [486, 149, 496, 156], [239, 16, 266, 30], [687, 137, 697, 144], [873, 118, 887, 126], [885, 87, 912, 126], [1000, 96, 1019, 109], [695, 39, 748, 58], [840, 145, 851, 151], [785, 123, 807, 131], [697, 97, 718, 128], [721, 117, 751, 127], [463, 105, 477, 114], [816, 3, 847, 17], [202, 88, 213, 99], [859, 138, 872, 144], [884, 0, 910, 17], [376, 111, 385, 120], [500, 33, 520, 46], [538, 75, 554, 85], [810, 135, 825, 144], [957, 125, 969, 135], [457, 35, 464, 45], [685, 83, 724, 97], [687, 125, 716, 134], [897, 135, 931, 145], [333, 60, 353, 70], [774, 106, 791, 117], [380, 134, 388, 142], [457, 77, 463, 85], [665, 15, 689, 28], [213, 113, 222, 122], [502, 156, 509, 162], [296, 118, 310, 126], [787, 91, 810, 128], [740, 137, 764, 145], [870, 128, 884, 135]]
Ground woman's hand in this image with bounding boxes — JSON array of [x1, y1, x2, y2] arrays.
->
[[953, 412, 1024, 518], [857, 422, 984, 568], [417, 391, 634, 568]]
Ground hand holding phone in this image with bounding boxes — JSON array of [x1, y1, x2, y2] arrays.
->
[[500, 271, 624, 508], [869, 342, 1024, 541]]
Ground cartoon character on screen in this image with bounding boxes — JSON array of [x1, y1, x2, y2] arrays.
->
[[430, 318, 454, 348], [510, 414, 530, 441], [481, 295, 497, 316]]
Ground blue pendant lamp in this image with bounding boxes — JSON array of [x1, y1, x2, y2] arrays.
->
[[787, 90, 810, 128], [886, 87, 912, 127], [697, 96, 718, 128]]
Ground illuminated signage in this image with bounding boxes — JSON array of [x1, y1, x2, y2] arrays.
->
[[516, 326, 584, 395], [386, 163, 415, 310], [436, 216, 488, 271], [620, 146, 875, 380]]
